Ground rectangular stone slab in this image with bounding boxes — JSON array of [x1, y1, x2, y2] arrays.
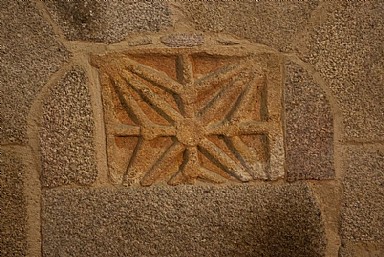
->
[[91, 47, 284, 186], [42, 183, 325, 257]]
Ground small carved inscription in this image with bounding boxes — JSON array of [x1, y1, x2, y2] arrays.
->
[[92, 44, 283, 186]]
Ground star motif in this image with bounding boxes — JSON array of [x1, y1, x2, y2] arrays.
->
[[93, 50, 279, 186]]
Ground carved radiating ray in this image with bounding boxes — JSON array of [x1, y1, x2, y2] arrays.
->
[[197, 75, 249, 123], [122, 57, 183, 94], [148, 125, 177, 137], [176, 54, 194, 85], [140, 141, 185, 186], [223, 136, 267, 179], [194, 61, 249, 91], [111, 76, 153, 127], [113, 123, 141, 137], [198, 138, 253, 182], [197, 167, 226, 184], [205, 121, 231, 136], [238, 121, 271, 134], [206, 121, 271, 137], [168, 147, 199, 185], [176, 54, 196, 117], [123, 138, 147, 186], [225, 74, 260, 121], [121, 70, 183, 123]]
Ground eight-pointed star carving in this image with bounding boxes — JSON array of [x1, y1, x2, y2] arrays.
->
[[94, 52, 273, 186]]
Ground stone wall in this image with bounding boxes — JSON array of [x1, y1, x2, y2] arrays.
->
[[1, 1, 383, 256]]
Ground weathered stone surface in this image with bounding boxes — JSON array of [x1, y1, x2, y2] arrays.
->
[[0, 149, 27, 256], [284, 61, 334, 181], [297, 1, 384, 141], [160, 33, 204, 47], [40, 68, 97, 188], [0, 0, 68, 144], [42, 183, 326, 257], [91, 45, 284, 186], [339, 241, 384, 257], [126, 36, 152, 46], [44, 0, 172, 43], [341, 147, 384, 241], [182, 1, 319, 51]]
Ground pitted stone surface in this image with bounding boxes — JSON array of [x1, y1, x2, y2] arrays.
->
[[42, 183, 326, 257], [0, 149, 27, 257], [175, 119, 205, 147], [44, 0, 172, 43], [341, 147, 384, 241], [182, 1, 319, 51], [0, 0, 68, 144], [40, 67, 97, 187], [91, 45, 284, 186], [284, 61, 334, 181], [339, 241, 384, 257], [160, 33, 204, 47], [297, 1, 384, 140]]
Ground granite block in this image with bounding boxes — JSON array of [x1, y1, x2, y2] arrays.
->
[[341, 147, 384, 241], [182, 1, 319, 51], [42, 183, 326, 257], [297, 1, 384, 140], [339, 241, 384, 257], [40, 68, 97, 187], [284, 61, 334, 181], [0, 0, 68, 144], [44, 0, 172, 43], [0, 149, 27, 256]]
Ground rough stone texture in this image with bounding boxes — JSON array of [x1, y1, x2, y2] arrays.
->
[[44, 0, 172, 43], [92, 46, 284, 185], [42, 183, 326, 257], [182, 1, 319, 51], [341, 147, 384, 241], [0, 0, 68, 144], [297, 1, 384, 141], [0, 149, 27, 256], [126, 36, 152, 46], [284, 61, 334, 181], [160, 33, 204, 47], [40, 68, 97, 188], [339, 241, 384, 257]]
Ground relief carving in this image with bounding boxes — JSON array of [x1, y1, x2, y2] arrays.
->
[[92, 41, 283, 186]]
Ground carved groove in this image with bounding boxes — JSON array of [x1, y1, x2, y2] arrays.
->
[[92, 50, 282, 186]]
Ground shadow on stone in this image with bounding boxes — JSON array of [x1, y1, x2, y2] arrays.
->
[[42, 183, 325, 257]]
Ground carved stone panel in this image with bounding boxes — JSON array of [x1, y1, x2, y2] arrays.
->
[[92, 43, 283, 186]]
